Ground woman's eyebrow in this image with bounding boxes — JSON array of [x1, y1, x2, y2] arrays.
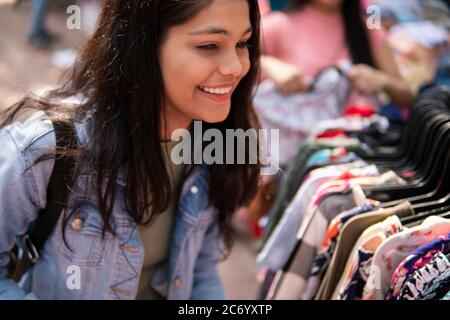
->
[[188, 26, 253, 36]]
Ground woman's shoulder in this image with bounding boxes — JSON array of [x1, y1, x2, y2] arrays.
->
[[0, 111, 57, 210], [0, 107, 95, 207], [1, 109, 93, 170], [2, 100, 92, 150], [1, 111, 56, 153]]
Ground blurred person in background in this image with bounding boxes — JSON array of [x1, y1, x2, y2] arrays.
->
[[28, 0, 58, 49], [260, 0, 415, 109], [374, 0, 450, 92]]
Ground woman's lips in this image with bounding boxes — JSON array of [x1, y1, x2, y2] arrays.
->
[[197, 85, 234, 102]]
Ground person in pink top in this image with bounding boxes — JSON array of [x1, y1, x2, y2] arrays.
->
[[260, 0, 415, 108]]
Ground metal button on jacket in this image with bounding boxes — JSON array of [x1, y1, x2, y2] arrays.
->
[[190, 186, 199, 194], [174, 278, 183, 287], [120, 244, 139, 254], [71, 217, 85, 231]]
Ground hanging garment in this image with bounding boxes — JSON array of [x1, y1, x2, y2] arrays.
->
[[308, 115, 390, 140], [302, 201, 379, 300], [315, 201, 415, 300], [267, 170, 407, 300], [385, 232, 450, 299], [269, 188, 371, 300], [362, 216, 450, 300], [304, 173, 407, 300], [259, 140, 365, 252], [258, 162, 378, 271], [333, 215, 404, 300], [306, 147, 359, 167], [398, 252, 450, 300], [253, 68, 351, 166], [310, 171, 406, 206]]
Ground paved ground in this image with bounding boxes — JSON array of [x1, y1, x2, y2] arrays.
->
[[219, 218, 261, 300], [0, 1, 260, 299], [0, 0, 84, 108]]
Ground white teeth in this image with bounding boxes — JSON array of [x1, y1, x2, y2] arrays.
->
[[199, 86, 232, 95]]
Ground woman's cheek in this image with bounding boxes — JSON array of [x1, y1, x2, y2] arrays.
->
[[240, 52, 251, 77], [243, 59, 251, 76]]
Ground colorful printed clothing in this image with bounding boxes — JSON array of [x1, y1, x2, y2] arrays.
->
[[386, 232, 450, 300], [335, 216, 404, 300], [302, 202, 378, 300], [308, 115, 390, 139], [306, 147, 358, 167], [311, 171, 405, 207], [398, 252, 450, 300], [270, 172, 405, 299], [362, 216, 450, 300], [315, 202, 414, 300], [258, 162, 377, 271], [270, 187, 369, 300], [258, 140, 364, 253]]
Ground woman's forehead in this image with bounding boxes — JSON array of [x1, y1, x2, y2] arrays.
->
[[175, 0, 251, 36]]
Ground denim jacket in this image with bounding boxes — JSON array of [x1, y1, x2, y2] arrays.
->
[[0, 112, 226, 300]]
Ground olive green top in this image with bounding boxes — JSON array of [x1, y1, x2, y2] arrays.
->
[[136, 141, 185, 300]]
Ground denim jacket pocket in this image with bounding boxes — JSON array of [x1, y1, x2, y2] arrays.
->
[[59, 202, 112, 267]]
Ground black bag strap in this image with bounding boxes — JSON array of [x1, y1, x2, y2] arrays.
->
[[31, 120, 78, 251], [11, 120, 78, 281]]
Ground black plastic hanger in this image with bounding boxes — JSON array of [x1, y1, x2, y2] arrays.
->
[[359, 87, 450, 204], [401, 205, 450, 226], [354, 103, 439, 163], [356, 88, 450, 163], [365, 119, 450, 202], [397, 146, 450, 224]]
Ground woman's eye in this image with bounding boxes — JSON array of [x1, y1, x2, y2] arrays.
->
[[237, 41, 251, 49], [197, 43, 219, 51]]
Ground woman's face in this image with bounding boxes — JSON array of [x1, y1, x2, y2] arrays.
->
[[159, 0, 252, 137]]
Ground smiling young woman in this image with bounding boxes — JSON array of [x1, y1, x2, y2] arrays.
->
[[0, 0, 262, 300]]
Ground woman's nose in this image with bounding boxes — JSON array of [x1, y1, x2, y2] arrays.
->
[[218, 51, 245, 78]]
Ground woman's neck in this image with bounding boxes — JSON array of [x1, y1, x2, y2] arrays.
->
[[160, 108, 193, 142]]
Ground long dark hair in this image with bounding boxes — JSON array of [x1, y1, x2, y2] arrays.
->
[[285, 0, 375, 67], [1, 0, 262, 251]]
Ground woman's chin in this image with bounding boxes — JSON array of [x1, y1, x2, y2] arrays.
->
[[198, 109, 231, 124]]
